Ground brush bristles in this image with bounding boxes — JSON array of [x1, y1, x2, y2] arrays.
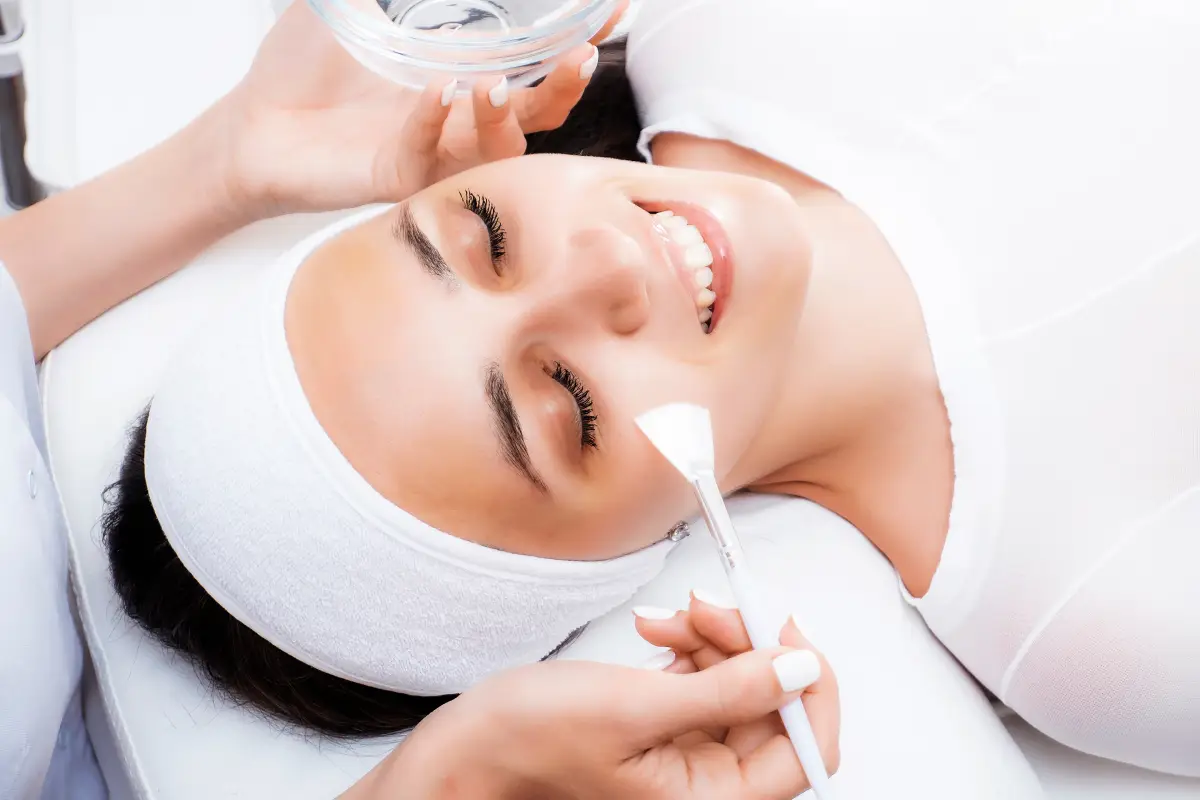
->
[[634, 403, 716, 481]]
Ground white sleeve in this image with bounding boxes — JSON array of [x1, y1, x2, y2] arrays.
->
[[0, 264, 96, 798]]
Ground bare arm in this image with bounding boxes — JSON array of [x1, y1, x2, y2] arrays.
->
[[0, 106, 245, 359]]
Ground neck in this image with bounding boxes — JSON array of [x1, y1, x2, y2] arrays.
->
[[742, 187, 939, 487], [652, 135, 950, 585]]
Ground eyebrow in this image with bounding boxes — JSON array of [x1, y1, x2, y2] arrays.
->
[[394, 204, 458, 287], [484, 363, 549, 494]]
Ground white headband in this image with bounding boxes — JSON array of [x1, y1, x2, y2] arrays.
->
[[143, 206, 675, 697]]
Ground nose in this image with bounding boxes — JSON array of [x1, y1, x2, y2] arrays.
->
[[558, 225, 651, 335]]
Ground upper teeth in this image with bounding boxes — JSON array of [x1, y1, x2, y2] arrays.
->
[[653, 210, 716, 332]]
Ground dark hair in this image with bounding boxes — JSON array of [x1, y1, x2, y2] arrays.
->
[[101, 42, 641, 740]]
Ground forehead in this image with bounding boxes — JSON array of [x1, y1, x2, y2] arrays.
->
[[283, 210, 531, 522]]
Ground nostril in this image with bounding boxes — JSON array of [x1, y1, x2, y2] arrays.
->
[[609, 280, 651, 336]]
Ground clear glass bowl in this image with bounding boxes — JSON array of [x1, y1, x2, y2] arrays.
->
[[308, 0, 617, 90]]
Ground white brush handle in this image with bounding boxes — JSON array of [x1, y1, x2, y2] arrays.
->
[[729, 568, 835, 800], [693, 474, 835, 800]]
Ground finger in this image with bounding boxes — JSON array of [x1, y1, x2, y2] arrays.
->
[[640, 593, 768, 674], [642, 647, 812, 740], [725, 619, 833, 761], [779, 615, 837, 703], [392, 79, 456, 193], [737, 638, 838, 799], [639, 649, 678, 671], [635, 607, 732, 671], [637, 648, 699, 675], [634, 606, 706, 652], [651, 654, 726, 743], [780, 615, 841, 769], [665, 654, 698, 675], [513, 43, 597, 132], [626, 650, 725, 743], [471, 77, 527, 163], [689, 590, 754, 654], [589, 0, 630, 44]]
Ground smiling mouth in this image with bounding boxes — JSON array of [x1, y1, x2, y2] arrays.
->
[[649, 210, 718, 332], [636, 200, 733, 334]]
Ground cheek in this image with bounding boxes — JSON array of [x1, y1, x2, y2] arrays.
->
[[569, 413, 699, 556], [605, 356, 779, 485], [574, 466, 695, 557]]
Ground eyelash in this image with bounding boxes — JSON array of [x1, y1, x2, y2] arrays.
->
[[550, 362, 598, 450], [460, 189, 507, 270]]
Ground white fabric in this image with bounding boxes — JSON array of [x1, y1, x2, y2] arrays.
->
[[0, 264, 104, 800], [629, 0, 1200, 777], [143, 206, 675, 696]]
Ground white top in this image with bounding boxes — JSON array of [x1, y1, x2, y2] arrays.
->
[[0, 264, 105, 799], [628, 0, 1200, 776]]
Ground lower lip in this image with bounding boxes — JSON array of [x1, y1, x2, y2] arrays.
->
[[638, 201, 734, 334]]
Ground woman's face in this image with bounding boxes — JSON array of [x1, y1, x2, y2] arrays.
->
[[287, 154, 812, 560]]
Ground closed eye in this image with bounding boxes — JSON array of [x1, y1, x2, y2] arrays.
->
[[549, 362, 598, 450], [460, 189, 506, 272]]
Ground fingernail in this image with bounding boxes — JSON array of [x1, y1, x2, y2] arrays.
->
[[691, 588, 737, 609], [632, 606, 677, 621], [788, 612, 804, 631], [773, 649, 822, 693], [488, 77, 509, 108], [440, 79, 458, 107], [578, 46, 599, 80], [639, 650, 677, 671]]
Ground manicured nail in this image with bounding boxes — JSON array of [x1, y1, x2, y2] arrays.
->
[[579, 46, 599, 80], [440, 79, 458, 107], [639, 650, 677, 671], [691, 588, 737, 609], [788, 612, 804, 632], [488, 77, 509, 108], [773, 649, 821, 693], [632, 606, 677, 621]]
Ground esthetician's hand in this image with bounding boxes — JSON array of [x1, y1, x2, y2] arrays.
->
[[218, 0, 628, 219], [345, 619, 837, 800], [634, 591, 842, 776]]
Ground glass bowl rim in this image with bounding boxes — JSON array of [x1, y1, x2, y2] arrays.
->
[[308, 0, 613, 71]]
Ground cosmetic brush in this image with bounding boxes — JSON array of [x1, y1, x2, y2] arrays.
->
[[635, 402, 835, 800]]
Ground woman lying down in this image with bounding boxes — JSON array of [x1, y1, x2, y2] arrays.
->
[[103, 0, 1199, 778]]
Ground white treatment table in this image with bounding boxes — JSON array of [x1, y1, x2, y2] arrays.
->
[[20, 1, 1200, 797]]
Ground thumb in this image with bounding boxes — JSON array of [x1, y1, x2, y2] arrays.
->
[[641, 647, 822, 741]]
